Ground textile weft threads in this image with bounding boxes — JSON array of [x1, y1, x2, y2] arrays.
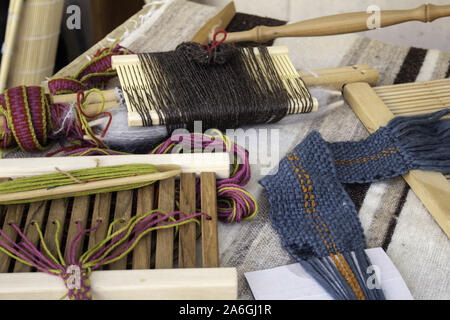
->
[[260, 110, 450, 300], [117, 31, 315, 130]]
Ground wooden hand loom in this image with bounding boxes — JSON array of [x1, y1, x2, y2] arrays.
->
[[344, 79, 450, 237], [113, 46, 320, 127], [0, 153, 238, 300], [0, 64, 379, 134]]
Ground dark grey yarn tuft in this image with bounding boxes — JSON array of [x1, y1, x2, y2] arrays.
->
[[129, 44, 313, 132], [175, 42, 238, 65]]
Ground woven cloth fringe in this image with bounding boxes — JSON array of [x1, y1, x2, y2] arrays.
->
[[260, 110, 450, 300]]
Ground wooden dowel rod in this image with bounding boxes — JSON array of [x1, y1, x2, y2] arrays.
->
[[376, 86, 450, 98], [391, 105, 449, 112], [0, 168, 181, 204], [390, 108, 448, 116], [201, 172, 219, 268], [224, 4, 450, 43], [379, 95, 450, 104], [299, 67, 379, 89], [0, 203, 25, 272], [377, 89, 450, 100], [299, 65, 372, 78], [88, 192, 112, 263], [109, 190, 134, 270], [51, 90, 118, 105], [0, 0, 24, 91], [387, 100, 450, 110], [83, 101, 121, 114], [374, 78, 450, 91], [155, 177, 175, 269], [64, 196, 91, 261], [381, 94, 450, 104], [303, 64, 372, 73], [392, 108, 447, 116], [13, 201, 46, 272], [0, 153, 231, 179], [389, 106, 450, 114], [0, 268, 238, 300], [387, 96, 450, 105], [178, 173, 197, 268], [43, 199, 70, 257], [132, 185, 154, 269], [0, 89, 119, 116], [375, 82, 450, 92]]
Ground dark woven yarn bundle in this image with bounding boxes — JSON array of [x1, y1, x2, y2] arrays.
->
[[130, 41, 314, 132], [260, 109, 450, 300]]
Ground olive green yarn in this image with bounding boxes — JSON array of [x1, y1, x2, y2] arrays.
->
[[0, 164, 159, 205]]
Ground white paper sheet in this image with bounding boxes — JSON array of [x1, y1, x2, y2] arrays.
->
[[245, 248, 413, 300]]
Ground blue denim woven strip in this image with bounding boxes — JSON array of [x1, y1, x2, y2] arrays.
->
[[259, 109, 450, 300]]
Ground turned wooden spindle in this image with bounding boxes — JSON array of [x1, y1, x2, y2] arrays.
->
[[224, 4, 450, 43]]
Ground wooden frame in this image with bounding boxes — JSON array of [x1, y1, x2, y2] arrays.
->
[[111, 46, 320, 127], [0, 156, 237, 300], [0, 153, 231, 179], [0, 268, 237, 300], [0, 64, 378, 135]]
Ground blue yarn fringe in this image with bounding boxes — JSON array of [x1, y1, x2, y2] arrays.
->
[[388, 109, 450, 173], [300, 249, 386, 300]]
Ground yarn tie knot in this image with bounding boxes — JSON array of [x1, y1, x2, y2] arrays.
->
[[62, 265, 93, 300], [176, 30, 237, 65], [202, 30, 228, 60]]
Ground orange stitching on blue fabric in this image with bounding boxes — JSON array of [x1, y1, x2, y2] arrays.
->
[[334, 146, 401, 166], [288, 151, 366, 300]]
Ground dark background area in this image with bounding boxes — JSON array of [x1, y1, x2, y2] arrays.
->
[[0, 1, 9, 59], [0, 0, 144, 74]]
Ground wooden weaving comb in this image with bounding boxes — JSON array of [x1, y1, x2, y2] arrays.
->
[[0, 153, 237, 299], [344, 80, 450, 237]]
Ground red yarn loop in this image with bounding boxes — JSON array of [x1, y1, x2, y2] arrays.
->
[[202, 30, 228, 58]]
